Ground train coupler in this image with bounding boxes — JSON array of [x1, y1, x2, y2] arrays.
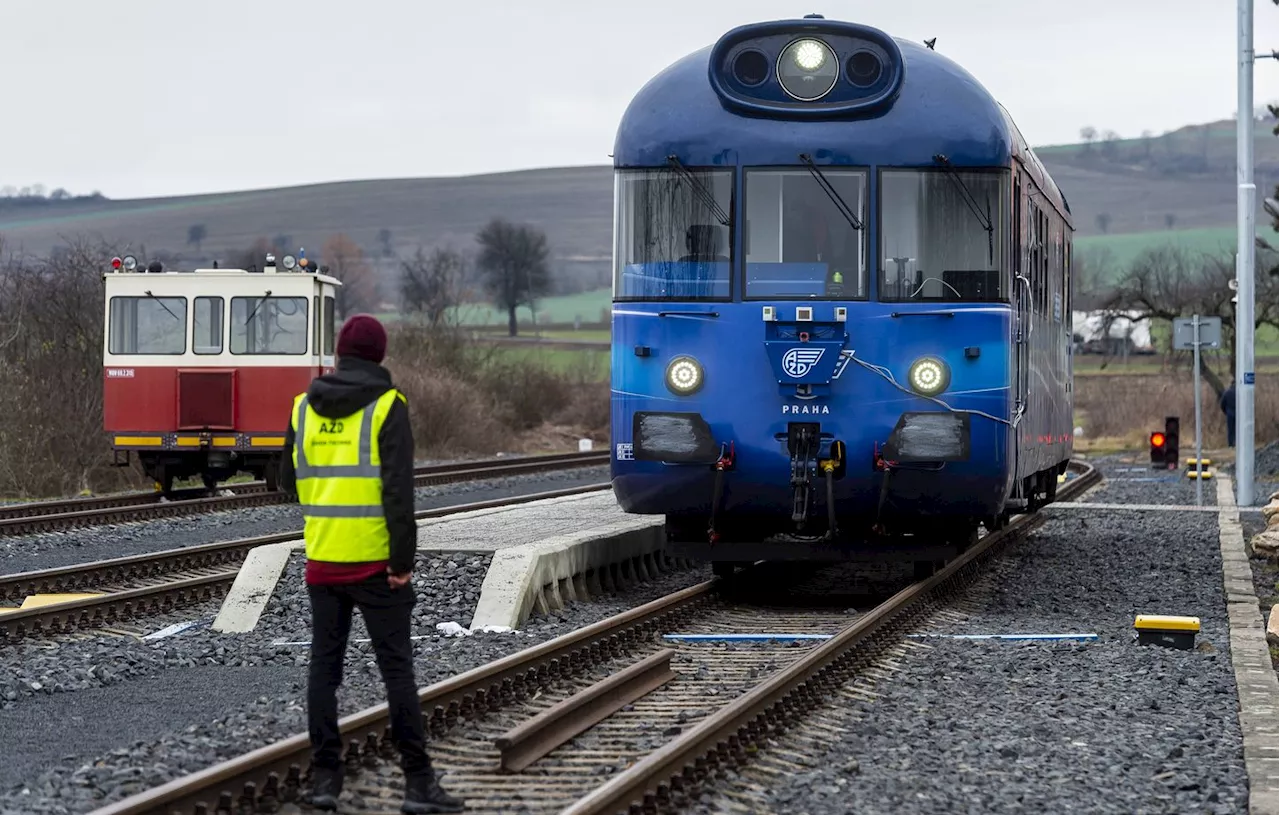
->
[[787, 423, 820, 527]]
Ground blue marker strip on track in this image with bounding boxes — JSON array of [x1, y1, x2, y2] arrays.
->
[[907, 633, 1098, 642]]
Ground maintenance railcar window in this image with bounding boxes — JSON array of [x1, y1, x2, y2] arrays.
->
[[193, 297, 224, 355], [613, 168, 733, 301], [230, 296, 309, 355], [323, 296, 336, 355], [879, 169, 1009, 302], [108, 296, 188, 355], [744, 169, 867, 300]]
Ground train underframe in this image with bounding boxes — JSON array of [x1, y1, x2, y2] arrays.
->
[[625, 418, 1069, 580], [114, 448, 282, 495]]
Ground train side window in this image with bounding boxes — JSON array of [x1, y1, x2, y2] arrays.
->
[[1029, 205, 1041, 313], [313, 295, 320, 356], [108, 296, 188, 355], [323, 296, 335, 355], [1064, 239, 1072, 318], [193, 296, 224, 355], [230, 296, 309, 355]]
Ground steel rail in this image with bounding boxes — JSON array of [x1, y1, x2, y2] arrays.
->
[[0, 482, 611, 641], [0, 451, 608, 537], [86, 461, 1099, 815], [563, 460, 1101, 815], [87, 581, 716, 815]]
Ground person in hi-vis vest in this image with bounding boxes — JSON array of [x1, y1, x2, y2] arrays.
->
[[280, 314, 464, 814]]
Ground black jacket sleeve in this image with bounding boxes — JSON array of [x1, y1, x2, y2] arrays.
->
[[279, 420, 297, 498], [378, 397, 417, 574]]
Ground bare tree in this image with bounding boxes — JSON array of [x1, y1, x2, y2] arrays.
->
[[1099, 130, 1121, 160], [0, 240, 139, 496], [475, 218, 552, 337], [400, 246, 465, 327], [323, 234, 380, 317], [377, 228, 394, 258], [1095, 212, 1112, 234], [187, 223, 207, 253], [1164, 213, 1177, 230], [1105, 244, 1280, 395], [1079, 126, 1097, 152]]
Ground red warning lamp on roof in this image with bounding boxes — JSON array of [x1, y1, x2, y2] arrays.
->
[[110, 256, 123, 271]]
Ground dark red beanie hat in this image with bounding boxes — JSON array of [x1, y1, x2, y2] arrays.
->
[[336, 314, 387, 363]]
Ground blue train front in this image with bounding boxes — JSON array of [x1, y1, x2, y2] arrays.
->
[[610, 15, 1075, 569]]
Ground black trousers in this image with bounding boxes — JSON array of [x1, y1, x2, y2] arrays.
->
[[308, 576, 430, 775]]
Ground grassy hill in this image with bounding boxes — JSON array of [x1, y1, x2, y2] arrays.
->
[[0, 118, 1273, 287]]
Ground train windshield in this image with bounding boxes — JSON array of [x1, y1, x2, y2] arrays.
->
[[231, 296, 309, 355], [879, 168, 1009, 302], [108, 296, 188, 355], [613, 168, 733, 301], [744, 169, 868, 300]]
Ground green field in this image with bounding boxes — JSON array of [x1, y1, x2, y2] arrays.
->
[[449, 289, 613, 327], [1078, 224, 1279, 272]]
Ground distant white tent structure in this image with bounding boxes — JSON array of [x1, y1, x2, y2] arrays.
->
[[1071, 310, 1155, 355]]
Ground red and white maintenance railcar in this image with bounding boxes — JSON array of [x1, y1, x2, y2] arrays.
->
[[102, 253, 341, 493]]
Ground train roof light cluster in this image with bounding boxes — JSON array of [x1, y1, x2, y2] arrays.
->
[[108, 255, 160, 273], [710, 16, 904, 117]]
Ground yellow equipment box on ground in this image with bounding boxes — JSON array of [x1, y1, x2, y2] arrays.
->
[[1134, 615, 1200, 650]]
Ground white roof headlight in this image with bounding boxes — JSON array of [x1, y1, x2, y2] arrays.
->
[[777, 38, 838, 101], [665, 355, 704, 396]]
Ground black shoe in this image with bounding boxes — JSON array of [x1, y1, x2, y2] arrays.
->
[[401, 770, 464, 814], [308, 766, 343, 811]]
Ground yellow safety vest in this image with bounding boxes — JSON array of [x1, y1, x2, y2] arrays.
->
[[290, 388, 406, 563]]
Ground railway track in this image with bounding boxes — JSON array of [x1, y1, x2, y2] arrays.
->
[[0, 482, 610, 642], [89, 461, 1099, 815], [0, 451, 608, 537]]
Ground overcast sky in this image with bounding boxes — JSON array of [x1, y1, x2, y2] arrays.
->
[[3, 0, 1277, 199]]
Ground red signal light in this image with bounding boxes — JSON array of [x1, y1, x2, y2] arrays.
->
[[110, 256, 122, 270], [1151, 432, 1166, 448]]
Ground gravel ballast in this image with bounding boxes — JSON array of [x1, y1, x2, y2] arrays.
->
[[0, 464, 609, 576], [738, 457, 1252, 815], [0, 546, 710, 814]]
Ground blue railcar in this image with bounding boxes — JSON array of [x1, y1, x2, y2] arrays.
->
[[609, 15, 1074, 574]]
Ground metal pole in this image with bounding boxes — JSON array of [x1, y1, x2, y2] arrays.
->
[[1235, 0, 1256, 506], [1194, 314, 1204, 506]]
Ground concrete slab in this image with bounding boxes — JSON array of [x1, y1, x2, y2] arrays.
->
[[468, 516, 675, 631], [212, 491, 655, 634], [212, 540, 303, 633], [1217, 477, 1280, 815], [416, 491, 627, 553]]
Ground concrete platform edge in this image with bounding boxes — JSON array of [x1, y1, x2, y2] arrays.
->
[[212, 539, 304, 633], [469, 517, 672, 631], [1217, 477, 1279, 815], [416, 491, 606, 530]]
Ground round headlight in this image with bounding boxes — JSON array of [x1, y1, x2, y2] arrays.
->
[[665, 355, 704, 396], [121, 255, 138, 272], [777, 38, 838, 101], [908, 357, 950, 396], [282, 254, 297, 270]]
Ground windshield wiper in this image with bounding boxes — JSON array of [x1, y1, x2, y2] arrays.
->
[[243, 290, 273, 325], [665, 156, 731, 227], [798, 154, 864, 232], [932, 154, 994, 264], [143, 290, 180, 321]]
